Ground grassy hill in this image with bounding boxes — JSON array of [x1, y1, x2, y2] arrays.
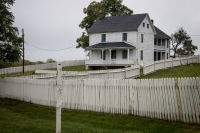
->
[[140, 63, 200, 79], [1, 98, 200, 133]]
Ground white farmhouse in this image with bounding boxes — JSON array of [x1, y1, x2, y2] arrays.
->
[[85, 13, 170, 70]]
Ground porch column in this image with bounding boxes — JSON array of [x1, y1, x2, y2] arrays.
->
[[89, 50, 92, 60], [102, 49, 104, 64], [109, 49, 111, 64], [161, 51, 162, 60], [127, 49, 129, 64]]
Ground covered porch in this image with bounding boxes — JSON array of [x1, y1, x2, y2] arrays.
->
[[85, 42, 136, 66]]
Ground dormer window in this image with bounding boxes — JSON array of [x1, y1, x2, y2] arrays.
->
[[122, 33, 127, 42], [143, 23, 145, 27], [101, 34, 106, 42]]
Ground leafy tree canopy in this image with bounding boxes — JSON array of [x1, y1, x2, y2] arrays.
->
[[46, 58, 56, 63], [76, 0, 133, 49], [0, 0, 23, 63], [171, 27, 196, 58], [177, 39, 198, 56]]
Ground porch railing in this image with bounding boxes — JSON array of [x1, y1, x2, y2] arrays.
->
[[154, 45, 166, 50], [85, 59, 134, 65]]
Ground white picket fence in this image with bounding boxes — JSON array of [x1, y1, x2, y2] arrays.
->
[[143, 55, 200, 75], [0, 77, 199, 124], [21, 65, 140, 79], [0, 60, 85, 75]]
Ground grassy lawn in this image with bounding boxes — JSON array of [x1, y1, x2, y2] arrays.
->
[[140, 63, 200, 79], [0, 98, 200, 133], [47, 65, 86, 71], [0, 71, 35, 78]]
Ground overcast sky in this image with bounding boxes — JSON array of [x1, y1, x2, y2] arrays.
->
[[10, 0, 200, 62]]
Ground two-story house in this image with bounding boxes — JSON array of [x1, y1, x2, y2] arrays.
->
[[85, 13, 170, 70]]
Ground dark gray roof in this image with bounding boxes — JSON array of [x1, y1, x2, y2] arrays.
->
[[86, 42, 135, 49], [88, 14, 147, 33], [154, 26, 170, 39]]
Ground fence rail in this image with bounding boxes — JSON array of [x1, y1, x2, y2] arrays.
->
[[0, 77, 199, 124], [143, 55, 200, 75], [21, 65, 140, 79], [0, 60, 85, 75]]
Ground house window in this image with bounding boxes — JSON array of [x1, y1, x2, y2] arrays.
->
[[122, 33, 127, 42], [167, 53, 169, 59], [147, 24, 149, 28], [122, 50, 127, 59], [141, 34, 144, 43], [101, 34, 106, 42], [143, 23, 145, 27], [111, 50, 116, 59], [140, 50, 143, 60]]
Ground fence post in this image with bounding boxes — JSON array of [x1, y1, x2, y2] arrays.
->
[[174, 78, 183, 122], [56, 63, 63, 133]]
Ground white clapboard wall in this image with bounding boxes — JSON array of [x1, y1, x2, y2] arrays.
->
[[0, 77, 199, 124]]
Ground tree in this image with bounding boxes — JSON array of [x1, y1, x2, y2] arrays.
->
[[171, 27, 191, 58], [0, 0, 23, 63], [46, 58, 56, 63], [177, 39, 198, 56], [76, 0, 133, 49]]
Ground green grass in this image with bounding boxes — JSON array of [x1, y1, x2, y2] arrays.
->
[[47, 65, 86, 71], [0, 98, 200, 133], [0, 71, 35, 78], [140, 63, 200, 79]]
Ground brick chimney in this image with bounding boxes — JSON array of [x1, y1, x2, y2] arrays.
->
[[99, 12, 105, 20], [151, 19, 154, 25]]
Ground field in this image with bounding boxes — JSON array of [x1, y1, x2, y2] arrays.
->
[[140, 63, 200, 79], [1, 98, 200, 133]]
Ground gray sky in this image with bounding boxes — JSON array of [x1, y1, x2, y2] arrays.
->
[[11, 0, 200, 62]]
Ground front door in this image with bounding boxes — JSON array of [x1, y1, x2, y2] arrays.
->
[[103, 50, 106, 60]]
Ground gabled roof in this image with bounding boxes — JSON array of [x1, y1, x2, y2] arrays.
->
[[86, 42, 135, 50], [154, 26, 171, 39], [88, 14, 147, 33]]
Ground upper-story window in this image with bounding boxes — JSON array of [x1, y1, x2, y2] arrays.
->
[[101, 34, 106, 42], [141, 34, 144, 43], [143, 23, 145, 27], [147, 24, 149, 28], [122, 33, 127, 42]]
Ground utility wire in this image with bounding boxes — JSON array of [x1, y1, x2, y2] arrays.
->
[[25, 42, 76, 51], [25, 40, 35, 62]]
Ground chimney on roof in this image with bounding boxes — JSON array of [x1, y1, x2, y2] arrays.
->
[[151, 19, 154, 25], [99, 12, 105, 20]]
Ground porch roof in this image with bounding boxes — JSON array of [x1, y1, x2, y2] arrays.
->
[[86, 42, 135, 50]]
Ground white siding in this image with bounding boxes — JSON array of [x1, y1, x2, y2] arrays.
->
[[89, 31, 137, 47], [137, 15, 155, 65]]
